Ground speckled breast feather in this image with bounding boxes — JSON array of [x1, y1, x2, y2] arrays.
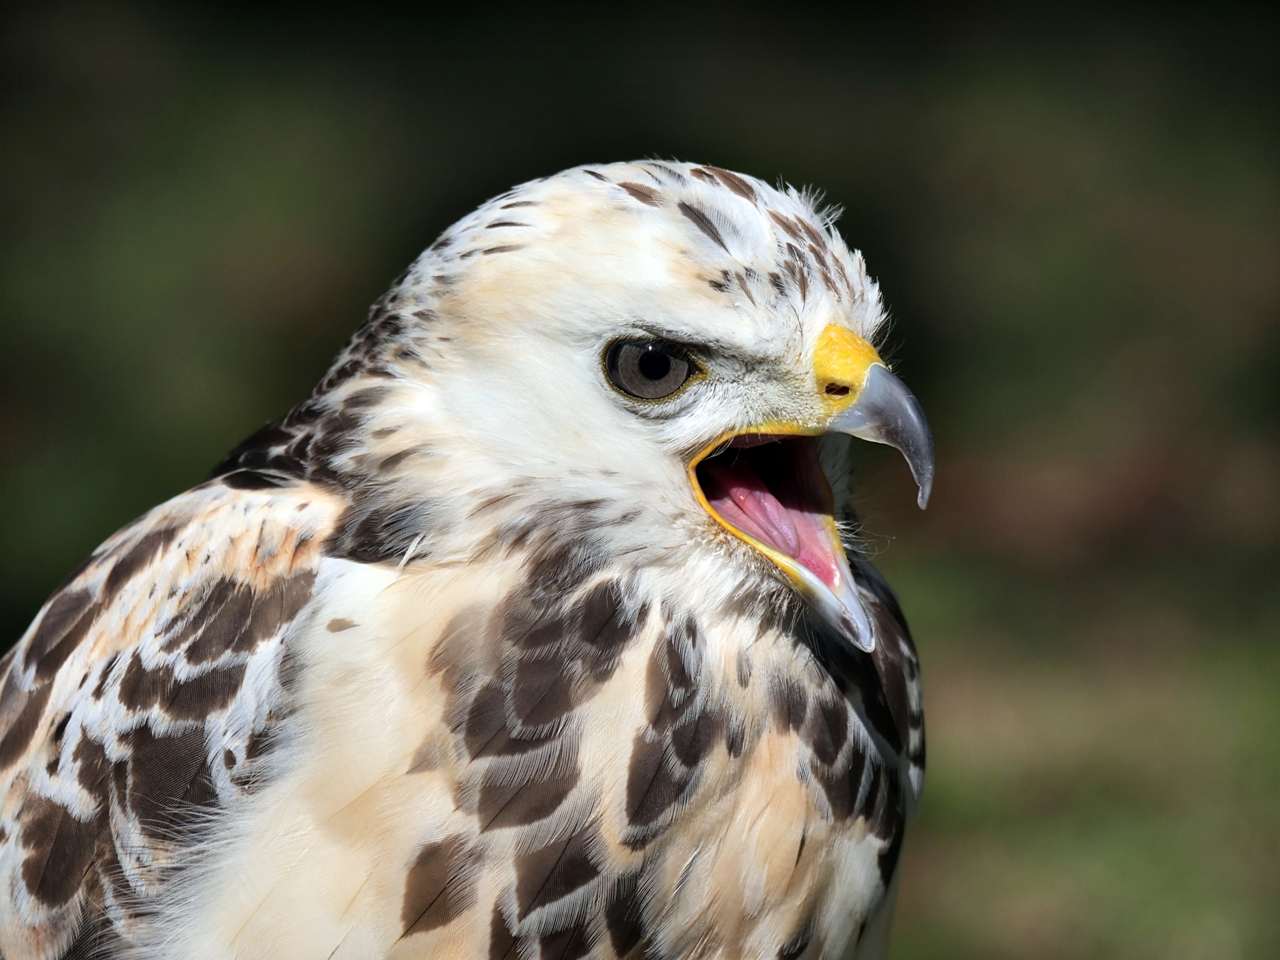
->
[[0, 160, 925, 960]]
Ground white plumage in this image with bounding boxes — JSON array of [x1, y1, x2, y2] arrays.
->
[[0, 161, 929, 960]]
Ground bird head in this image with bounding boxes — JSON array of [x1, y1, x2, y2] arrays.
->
[[323, 161, 932, 655]]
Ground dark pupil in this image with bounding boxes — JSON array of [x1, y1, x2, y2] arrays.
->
[[638, 348, 671, 381], [605, 338, 692, 400]]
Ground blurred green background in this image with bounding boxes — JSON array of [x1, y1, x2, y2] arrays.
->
[[2, 4, 1277, 957]]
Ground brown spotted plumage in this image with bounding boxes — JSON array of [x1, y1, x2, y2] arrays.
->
[[1, 161, 929, 959], [0, 482, 338, 958]]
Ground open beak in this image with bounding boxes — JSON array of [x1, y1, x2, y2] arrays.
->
[[689, 325, 934, 653]]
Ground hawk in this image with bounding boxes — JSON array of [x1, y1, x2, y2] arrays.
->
[[0, 161, 932, 960]]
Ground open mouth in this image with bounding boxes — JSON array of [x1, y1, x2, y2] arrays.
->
[[692, 432, 876, 651], [680, 327, 935, 655], [693, 435, 845, 592]]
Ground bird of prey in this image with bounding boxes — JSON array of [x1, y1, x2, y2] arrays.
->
[[0, 161, 932, 960]]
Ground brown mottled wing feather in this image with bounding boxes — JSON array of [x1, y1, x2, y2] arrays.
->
[[845, 555, 926, 920], [853, 558, 925, 800], [0, 480, 341, 960]]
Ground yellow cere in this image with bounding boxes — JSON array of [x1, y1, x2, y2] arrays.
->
[[812, 325, 884, 416]]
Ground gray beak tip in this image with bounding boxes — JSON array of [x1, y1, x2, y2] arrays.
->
[[832, 364, 936, 511], [914, 454, 935, 509], [837, 602, 877, 654]]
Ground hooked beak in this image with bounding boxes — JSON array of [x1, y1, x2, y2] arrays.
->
[[818, 326, 935, 509], [690, 325, 934, 653]]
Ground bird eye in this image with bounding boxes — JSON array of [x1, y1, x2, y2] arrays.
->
[[605, 340, 697, 400]]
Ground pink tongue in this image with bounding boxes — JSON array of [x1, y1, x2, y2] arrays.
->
[[701, 463, 798, 554], [701, 462, 842, 589]]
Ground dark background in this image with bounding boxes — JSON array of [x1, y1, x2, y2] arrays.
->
[[3, 4, 1277, 957]]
